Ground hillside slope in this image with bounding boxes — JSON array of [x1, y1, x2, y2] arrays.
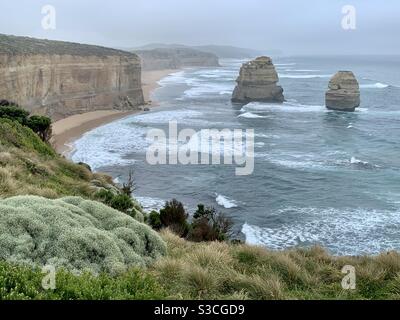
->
[[1, 118, 400, 300]]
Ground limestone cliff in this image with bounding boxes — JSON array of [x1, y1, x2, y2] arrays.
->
[[232, 56, 284, 103], [325, 71, 360, 112], [0, 34, 144, 120], [134, 48, 220, 71]]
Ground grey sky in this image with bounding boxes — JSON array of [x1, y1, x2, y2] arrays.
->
[[1, 0, 399, 55]]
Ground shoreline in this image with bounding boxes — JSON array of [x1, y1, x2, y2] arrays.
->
[[51, 69, 178, 156]]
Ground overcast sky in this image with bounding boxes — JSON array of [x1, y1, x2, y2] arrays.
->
[[1, 0, 399, 55]]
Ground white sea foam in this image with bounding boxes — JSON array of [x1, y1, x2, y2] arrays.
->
[[131, 109, 204, 124], [350, 156, 368, 165], [184, 82, 235, 98], [158, 71, 187, 86], [275, 63, 296, 66], [289, 69, 321, 72], [113, 177, 120, 184], [72, 108, 208, 169], [279, 74, 332, 79], [257, 150, 380, 171], [238, 112, 268, 119], [360, 82, 389, 89], [182, 130, 253, 157], [215, 194, 239, 209], [242, 101, 325, 113], [135, 196, 166, 212], [242, 206, 400, 255], [71, 119, 148, 169]]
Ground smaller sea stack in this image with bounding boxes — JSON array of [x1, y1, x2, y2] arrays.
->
[[325, 71, 360, 112], [232, 56, 284, 103]]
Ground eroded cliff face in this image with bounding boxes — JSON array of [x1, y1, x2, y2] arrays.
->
[[0, 35, 144, 120]]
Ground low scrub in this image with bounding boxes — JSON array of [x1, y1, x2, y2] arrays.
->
[[151, 230, 400, 300], [148, 200, 233, 242], [0, 262, 165, 300], [0, 196, 167, 275]]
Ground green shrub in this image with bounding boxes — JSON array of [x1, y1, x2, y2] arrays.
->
[[0, 105, 29, 125], [0, 119, 55, 157], [0, 261, 166, 300], [189, 204, 233, 242], [160, 199, 189, 237], [0, 196, 167, 275], [110, 194, 135, 215], [95, 189, 115, 204], [148, 211, 162, 230], [95, 189, 135, 216], [0, 104, 52, 143], [26, 115, 52, 143]]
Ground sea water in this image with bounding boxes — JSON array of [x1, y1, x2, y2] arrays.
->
[[72, 55, 400, 255]]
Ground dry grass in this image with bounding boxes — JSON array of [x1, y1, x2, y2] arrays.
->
[[149, 229, 400, 300]]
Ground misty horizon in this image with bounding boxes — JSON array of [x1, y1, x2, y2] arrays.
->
[[1, 0, 399, 56]]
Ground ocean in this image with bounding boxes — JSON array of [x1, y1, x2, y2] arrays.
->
[[72, 55, 400, 256]]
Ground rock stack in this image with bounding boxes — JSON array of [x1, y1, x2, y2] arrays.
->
[[325, 71, 360, 112], [232, 56, 284, 103]]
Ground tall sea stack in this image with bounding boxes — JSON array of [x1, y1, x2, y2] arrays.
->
[[325, 71, 360, 112], [232, 56, 284, 103]]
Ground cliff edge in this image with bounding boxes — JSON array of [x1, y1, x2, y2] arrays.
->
[[0, 34, 144, 120]]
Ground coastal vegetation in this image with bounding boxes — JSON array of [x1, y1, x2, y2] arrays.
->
[[0, 102, 52, 142], [1, 105, 400, 300], [148, 201, 233, 242]]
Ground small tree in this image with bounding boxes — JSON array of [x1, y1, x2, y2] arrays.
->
[[0, 102, 52, 143], [189, 204, 233, 242], [160, 199, 189, 237], [148, 211, 162, 230], [27, 115, 52, 143], [122, 168, 136, 196]]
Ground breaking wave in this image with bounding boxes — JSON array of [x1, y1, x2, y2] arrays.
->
[[215, 194, 239, 209], [242, 206, 400, 255]]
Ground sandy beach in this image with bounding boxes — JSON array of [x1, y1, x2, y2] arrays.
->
[[51, 69, 177, 155]]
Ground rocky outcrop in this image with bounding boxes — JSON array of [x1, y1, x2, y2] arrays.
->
[[232, 56, 284, 103], [134, 48, 220, 71], [325, 71, 360, 112], [0, 34, 144, 120]]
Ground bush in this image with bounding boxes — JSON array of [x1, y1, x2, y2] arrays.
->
[[0, 105, 52, 143], [0, 196, 167, 275], [0, 119, 55, 157], [0, 261, 166, 300], [160, 199, 189, 237], [110, 194, 135, 215], [121, 168, 136, 196], [188, 204, 233, 242], [0, 105, 29, 125], [27, 115, 52, 143], [148, 211, 162, 230], [95, 189, 135, 216]]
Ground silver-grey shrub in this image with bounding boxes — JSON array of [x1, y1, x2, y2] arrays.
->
[[0, 196, 167, 275]]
